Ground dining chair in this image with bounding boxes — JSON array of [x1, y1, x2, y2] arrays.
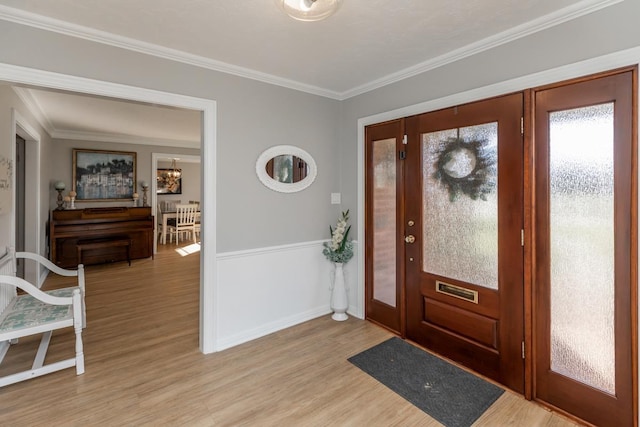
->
[[189, 201, 202, 239], [194, 211, 201, 240], [166, 204, 198, 245]]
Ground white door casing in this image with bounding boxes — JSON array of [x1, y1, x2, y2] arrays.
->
[[0, 63, 218, 354]]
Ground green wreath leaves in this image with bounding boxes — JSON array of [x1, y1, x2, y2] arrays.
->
[[433, 137, 496, 202]]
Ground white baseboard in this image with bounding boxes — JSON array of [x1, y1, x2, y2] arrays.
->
[[216, 306, 332, 351]]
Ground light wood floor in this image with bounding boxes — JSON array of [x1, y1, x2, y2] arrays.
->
[[0, 244, 580, 426]]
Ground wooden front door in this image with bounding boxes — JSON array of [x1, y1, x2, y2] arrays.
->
[[404, 93, 525, 392], [533, 70, 635, 427], [364, 120, 405, 334]]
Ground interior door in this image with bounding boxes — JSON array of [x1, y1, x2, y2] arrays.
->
[[405, 93, 525, 392], [15, 134, 25, 279], [533, 70, 635, 427], [365, 120, 405, 334]]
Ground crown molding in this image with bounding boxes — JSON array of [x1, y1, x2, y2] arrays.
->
[[0, 5, 342, 100], [49, 129, 200, 148], [0, 0, 624, 101], [11, 86, 55, 135], [340, 0, 624, 99]]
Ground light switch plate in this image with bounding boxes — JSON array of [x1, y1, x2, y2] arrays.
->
[[331, 193, 341, 204]]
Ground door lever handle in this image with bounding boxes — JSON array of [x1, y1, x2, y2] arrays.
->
[[404, 235, 416, 244]]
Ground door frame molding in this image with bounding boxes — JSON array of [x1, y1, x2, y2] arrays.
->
[[11, 109, 40, 284], [530, 69, 637, 425], [356, 46, 640, 405], [0, 62, 218, 354]]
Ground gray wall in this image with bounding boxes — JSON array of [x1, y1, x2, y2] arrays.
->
[[0, 20, 341, 253]]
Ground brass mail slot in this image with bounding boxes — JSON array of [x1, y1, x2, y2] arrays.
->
[[436, 281, 478, 304]]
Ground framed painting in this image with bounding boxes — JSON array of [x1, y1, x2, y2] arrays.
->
[[157, 168, 182, 194], [73, 149, 137, 201]]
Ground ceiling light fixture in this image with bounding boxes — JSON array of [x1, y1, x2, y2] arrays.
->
[[274, 0, 342, 22], [168, 158, 181, 180]]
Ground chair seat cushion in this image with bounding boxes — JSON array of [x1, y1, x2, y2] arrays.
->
[[0, 288, 76, 333], [13, 288, 77, 310]]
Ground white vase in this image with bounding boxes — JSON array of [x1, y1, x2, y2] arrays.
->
[[331, 262, 348, 321]]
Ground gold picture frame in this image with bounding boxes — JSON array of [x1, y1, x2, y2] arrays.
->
[[72, 148, 137, 201]]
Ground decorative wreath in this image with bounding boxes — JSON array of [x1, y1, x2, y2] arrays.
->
[[432, 137, 496, 202]]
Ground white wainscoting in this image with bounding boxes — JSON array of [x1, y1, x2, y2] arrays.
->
[[215, 240, 359, 351], [0, 249, 15, 359]]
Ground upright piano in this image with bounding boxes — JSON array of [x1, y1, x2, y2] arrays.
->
[[49, 206, 153, 268]]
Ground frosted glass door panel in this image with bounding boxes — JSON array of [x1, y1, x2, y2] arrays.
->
[[549, 103, 615, 394], [422, 123, 498, 289], [372, 138, 397, 307]]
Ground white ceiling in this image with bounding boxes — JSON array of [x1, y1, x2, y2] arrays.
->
[[13, 87, 202, 147], [0, 0, 617, 145]]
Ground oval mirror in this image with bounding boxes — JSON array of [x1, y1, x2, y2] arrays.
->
[[266, 155, 309, 184], [256, 145, 317, 193]]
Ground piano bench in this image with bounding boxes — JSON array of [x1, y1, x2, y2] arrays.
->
[[76, 237, 132, 267]]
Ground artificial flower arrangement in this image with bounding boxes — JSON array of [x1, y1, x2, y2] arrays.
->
[[323, 210, 354, 264]]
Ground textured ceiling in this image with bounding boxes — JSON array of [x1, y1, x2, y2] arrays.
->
[[0, 0, 615, 144], [0, 0, 599, 96]]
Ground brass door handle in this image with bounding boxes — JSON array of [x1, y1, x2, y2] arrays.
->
[[405, 235, 416, 244]]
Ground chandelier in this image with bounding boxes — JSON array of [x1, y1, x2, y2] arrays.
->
[[274, 0, 342, 22], [168, 158, 181, 180]]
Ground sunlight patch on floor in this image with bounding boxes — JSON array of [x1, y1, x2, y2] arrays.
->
[[175, 242, 201, 256]]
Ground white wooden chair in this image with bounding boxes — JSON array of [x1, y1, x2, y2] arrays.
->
[[194, 212, 201, 240], [15, 251, 86, 328], [0, 248, 85, 387], [167, 204, 198, 245]]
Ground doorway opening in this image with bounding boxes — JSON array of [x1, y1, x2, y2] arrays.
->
[[152, 153, 201, 255], [0, 63, 218, 353]]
